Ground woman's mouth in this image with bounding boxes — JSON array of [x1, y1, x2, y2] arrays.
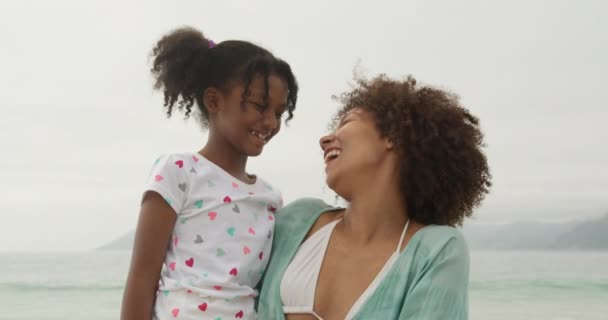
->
[[324, 148, 341, 164]]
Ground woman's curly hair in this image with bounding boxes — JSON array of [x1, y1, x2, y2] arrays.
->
[[332, 74, 491, 226]]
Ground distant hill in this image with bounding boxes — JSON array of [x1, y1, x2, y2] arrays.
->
[[461, 221, 571, 250], [97, 232, 135, 251], [552, 214, 608, 250], [462, 213, 608, 250], [98, 213, 608, 251]]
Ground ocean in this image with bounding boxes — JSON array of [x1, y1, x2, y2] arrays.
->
[[1, 251, 607, 320]]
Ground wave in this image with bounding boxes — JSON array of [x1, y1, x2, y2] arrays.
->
[[0, 282, 124, 292], [3, 279, 607, 295], [470, 278, 608, 293]]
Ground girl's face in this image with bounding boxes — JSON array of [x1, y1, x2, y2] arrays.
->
[[211, 73, 289, 157], [319, 108, 393, 200]]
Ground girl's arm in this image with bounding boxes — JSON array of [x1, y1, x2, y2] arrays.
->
[[121, 192, 176, 320]]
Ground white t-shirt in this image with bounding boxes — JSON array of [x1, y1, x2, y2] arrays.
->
[[144, 152, 281, 320]]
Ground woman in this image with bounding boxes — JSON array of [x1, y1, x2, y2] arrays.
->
[[257, 74, 491, 319]]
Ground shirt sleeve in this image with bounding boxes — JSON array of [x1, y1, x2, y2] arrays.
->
[[399, 235, 470, 320], [142, 154, 189, 214]]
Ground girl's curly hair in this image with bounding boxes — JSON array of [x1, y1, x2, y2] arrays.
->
[[151, 27, 298, 126]]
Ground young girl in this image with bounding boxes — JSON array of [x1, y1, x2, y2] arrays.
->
[[121, 27, 298, 320]]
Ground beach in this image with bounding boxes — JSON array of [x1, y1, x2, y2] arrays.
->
[[1, 250, 607, 319]]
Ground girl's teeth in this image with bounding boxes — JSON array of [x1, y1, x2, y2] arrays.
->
[[251, 130, 267, 140]]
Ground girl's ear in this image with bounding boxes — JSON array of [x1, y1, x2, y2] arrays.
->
[[203, 87, 220, 114], [385, 137, 394, 150]]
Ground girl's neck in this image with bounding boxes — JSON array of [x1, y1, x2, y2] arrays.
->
[[199, 138, 252, 183]]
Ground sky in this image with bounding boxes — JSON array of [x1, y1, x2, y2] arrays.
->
[[0, 0, 606, 252]]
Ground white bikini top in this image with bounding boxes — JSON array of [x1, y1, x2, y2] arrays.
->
[[280, 218, 410, 320]]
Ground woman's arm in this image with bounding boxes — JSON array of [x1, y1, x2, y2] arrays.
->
[[120, 192, 176, 320], [399, 236, 470, 319]]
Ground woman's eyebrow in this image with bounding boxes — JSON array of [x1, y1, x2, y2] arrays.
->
[[339, 111, 359, 125]]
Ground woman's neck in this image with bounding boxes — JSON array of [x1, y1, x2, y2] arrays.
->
[[339, 164, 409, 246], [341, 195, 408, 245]]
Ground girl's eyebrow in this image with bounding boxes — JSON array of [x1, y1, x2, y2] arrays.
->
[[246, 94, 265, 102]]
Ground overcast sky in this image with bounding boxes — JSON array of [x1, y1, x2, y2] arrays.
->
[[1, 0, 606, 252]]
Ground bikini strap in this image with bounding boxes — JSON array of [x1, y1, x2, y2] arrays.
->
[[396, 219, 410, 253]]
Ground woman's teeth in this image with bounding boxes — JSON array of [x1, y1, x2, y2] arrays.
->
[[324, 149, 341, 162]]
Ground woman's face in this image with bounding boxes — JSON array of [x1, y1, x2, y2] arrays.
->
[[319, 108, 392, 200]]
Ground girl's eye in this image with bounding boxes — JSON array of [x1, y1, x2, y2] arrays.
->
[[251, 102, 267, 112]]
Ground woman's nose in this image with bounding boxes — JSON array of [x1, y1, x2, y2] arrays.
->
[[319, 134, 335, 151]]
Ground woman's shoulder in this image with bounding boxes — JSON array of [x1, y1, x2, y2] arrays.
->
[[415, 224, 465, 241], [276, 198, 337, 224], [394, 225, 469, 285], [281, 197, 334, 210], [273, 198, 341, 236], [412, 225, 469, 258]]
